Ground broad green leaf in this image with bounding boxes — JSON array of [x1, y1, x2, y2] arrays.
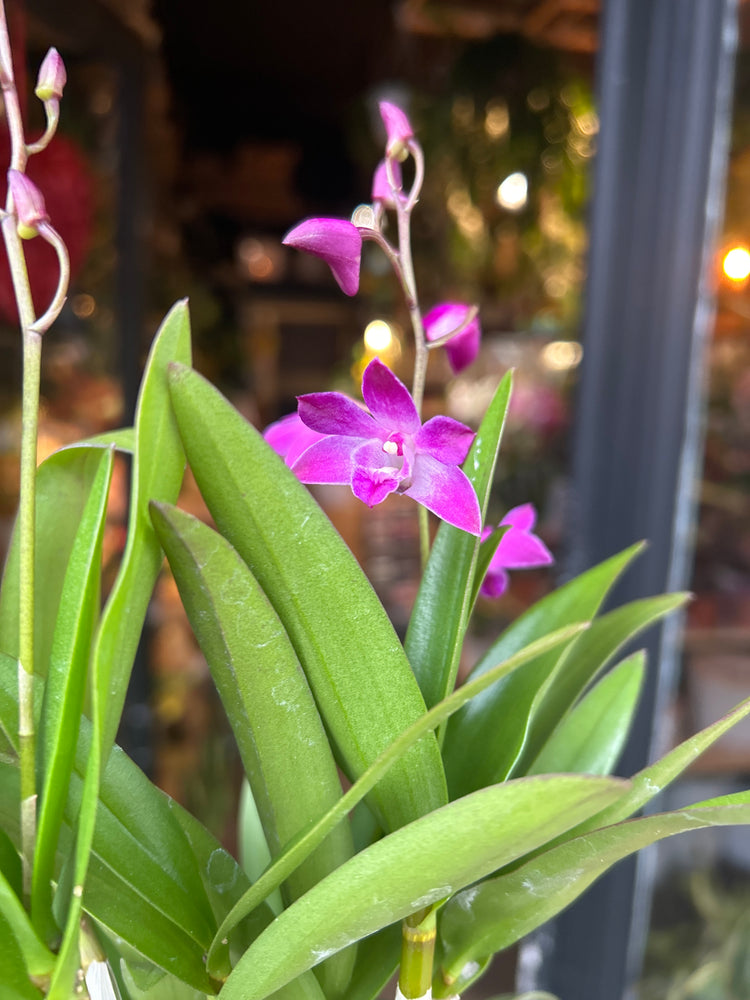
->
[[95, 300, 191, 754], [0, 909, 43, 999], [32, 447, 114, 939], [0, 446, 108, 681], [442, 544, 643, 798], [514, 592, 688, 775], [438, 793, 750, 983], [219, 774, 628, 1000], [167, 363, 446, 833], [151, 502, 356, 997], [72, 427, 135, 452], [529, 651, 645, 775], [206, 623, 588, 969], [405, 372, 512, 708]]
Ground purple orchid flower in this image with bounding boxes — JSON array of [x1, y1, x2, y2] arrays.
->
[[282, 217, 362, 296], [424, 302, 481, 374], [480, 503, 553, 598], [379, 101, 414, 160], [263, 412, 327, 467], [291, 357, 481, 534]]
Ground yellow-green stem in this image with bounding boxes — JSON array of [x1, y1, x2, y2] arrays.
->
[[399, 906, 437, 999]]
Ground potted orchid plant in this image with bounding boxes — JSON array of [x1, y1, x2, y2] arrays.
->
[[2, 9, 750, 1000]]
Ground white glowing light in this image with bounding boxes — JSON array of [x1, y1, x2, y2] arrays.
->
[[364, 319, 393, 352], [723, 246, 750, 282], [541, 340, 583, 372], [496, 172, 528, 212]]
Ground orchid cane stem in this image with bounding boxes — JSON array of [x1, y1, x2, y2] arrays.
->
[[0, 0, 40, 902], [399, 905, 437, 999]]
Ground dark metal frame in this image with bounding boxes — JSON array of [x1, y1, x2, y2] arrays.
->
[[520, 1, 739, 996]]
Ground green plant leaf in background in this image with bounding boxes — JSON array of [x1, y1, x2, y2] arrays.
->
[[0, 909, 44, 1000], [442, 543, 643, 798], [94, 299, 192, 755], [31, 446, 114, 943], [436, 793, 750, 994], [151, 501, 356, 997], [528, 650, 645, 775], [219, 774, 628, 1000], [405, 371, 512, 709], [167, 362, 446, 833]]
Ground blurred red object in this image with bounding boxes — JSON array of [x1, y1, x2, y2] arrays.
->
[[0, 130, 93, 323]]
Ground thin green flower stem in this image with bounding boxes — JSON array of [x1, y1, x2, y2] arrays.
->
[[0, 0, 41, 903], [399, 905, 437, 999]]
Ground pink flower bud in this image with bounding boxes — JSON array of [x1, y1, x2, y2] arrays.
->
[[282, 217, 362, 296], [35, 47, 66, 103], [371, 159, 404, 208], [7, 170, 49, 239], [424, 302, 482, 374], [379, 101, 414, 161]]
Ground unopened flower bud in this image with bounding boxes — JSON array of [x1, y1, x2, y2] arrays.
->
[[35, 47, 66, 103], [379, 101, 414, 161], [7, 170, 49, 239], [351, 204, 376, 230]]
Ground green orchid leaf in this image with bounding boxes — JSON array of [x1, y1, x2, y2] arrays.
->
[[167, 362, 446, 833], [442, 543, 643, 798], [528, 651, 645, 775], [238, 779, 282, 915], [151, 501, 356, 997], [0, 446, 109, 682], [207, 623, 587, 968], [346, 923, 401, 1000], [219, 774, 628, 1000], [0, 909, 44, 1000], [405, 371, 512, 709], [0, 868, 54, 977], [438, 793, 750, 981], [32, 447, 114, 941], [71, 427, 135, 452], [95, 299, 191, 754], [514, 592, 688, 775]]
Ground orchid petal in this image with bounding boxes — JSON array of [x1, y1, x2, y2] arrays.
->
[[379, 101, 414, 158], [298, 391, 377, 438], [291, 435, 360, 484], [424, 301, 481, 374], [351, 466, 401, 506], [405, 454, 481, 535], [416, 415, 475, 465], [493, 527, 553, 568], [500, 502, 537, 532], [372, 159, 403, 206], [361, 358, 420, 434], [480, 567, 510, 599], [263, 412, 326, 467], [282, 217, 362, 296]]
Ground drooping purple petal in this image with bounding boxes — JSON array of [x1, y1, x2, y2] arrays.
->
[[405, 453, 481, 535], [298, 391, 377, 438], [416, 415, 475, 465], [500, 502, 537, 532], [423, 302, 481, 374], [379, 101, 414, 158], [372, 159, 403, 207], [282, 218, 362, 296], [480, 567, 509, 599], [263, 412, 327, 466], [291, 435, 361, 485], [361, 358, 420, 434]]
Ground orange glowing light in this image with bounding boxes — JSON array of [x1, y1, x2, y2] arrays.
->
[[723, 246, 750, 282]]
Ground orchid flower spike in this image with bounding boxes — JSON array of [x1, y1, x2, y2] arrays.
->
[[424, 302, 482, 374], [292, 357, 481, 534], [379, 101, 414, 161], [35, 47, 66, 103], [283, 217, 362, 296], [480, 503, 553, 598], [7, 170, 50, 239]]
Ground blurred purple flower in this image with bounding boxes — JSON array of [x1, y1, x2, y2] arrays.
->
[[282, 217, 362, 296], [292, 357, 481, 534], [480, 503, 553, 598], [424, 302, 481, 374], [379, 101, 413, 159], [264, 412, 327, 467], [372, 159, 404, 208]]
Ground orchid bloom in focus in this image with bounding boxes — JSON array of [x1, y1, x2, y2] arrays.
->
[[480, 503, 553, 598], [291, 358, 481, 535], [424, 302, 481, 374]]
